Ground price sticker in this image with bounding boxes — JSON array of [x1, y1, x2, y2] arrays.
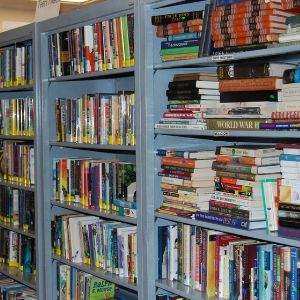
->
[[213, 131, 229, 137]]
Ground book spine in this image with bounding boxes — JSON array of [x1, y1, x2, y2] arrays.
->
[[151, 11, 204, 25]]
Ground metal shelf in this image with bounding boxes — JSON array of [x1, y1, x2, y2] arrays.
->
[[0, 135, 34, 141], [0, 222, 35, 238], [156, 279, 215, 300], [53, 255, 138, 291], [155, 212, 300, 248], [154, 44, 300, 69], [49, 67, 135, 82], [51, 201, 137, 225], [50, 142, 136, 152], [0, 264, 36, 290], [154, 128, 300, 139], [0, 85, 33, 92], [0, 180, 35, 192]]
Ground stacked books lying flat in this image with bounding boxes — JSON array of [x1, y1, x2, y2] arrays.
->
[[0, 41, 33, 88], [155, 149, 216, 217], [0, 97, 34, 136], [158, 223, 300, 299], [57, 264, 116, 300], [279, 14, 300, 43], [155, 72, 219, 130], [0, 229, 35, 274], [152, 9, 210, 61], [283, 0, 300, 13], [207, 62, 299, 131], [55, 91, 135, 145], [1, 141, 34, 186], [48, 14, 134, 77], [52, 214, 137, 283], [0, 275, 36, 299], [277, 144, 300, 236], [0, 187, 34, 232], [211, 0, 295, 53], [195, 145, 282, 230], [53, 159, 136, 217]]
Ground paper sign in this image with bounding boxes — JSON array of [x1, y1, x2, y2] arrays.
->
[[35, 0, 61, 22]]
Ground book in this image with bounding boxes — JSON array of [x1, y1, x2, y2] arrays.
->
[[207, 118, 270, 130], [151, 11, 204, 25], [173, 72, 218, 81], [168, 80, 219, 90]]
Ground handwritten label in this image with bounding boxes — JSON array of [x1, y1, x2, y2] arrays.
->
[[211, 54, 234, 62], [35, 0, 61, 22], [213, 131, 229, 137]]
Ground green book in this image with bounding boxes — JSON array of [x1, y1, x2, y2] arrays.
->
[[86, 277, 115, 300], [121, 15, 130, 68], [160, 46, 200, 55]]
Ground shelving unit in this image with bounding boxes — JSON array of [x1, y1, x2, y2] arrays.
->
[[139, 0, 300, 299], [0, 23, 44, 297]]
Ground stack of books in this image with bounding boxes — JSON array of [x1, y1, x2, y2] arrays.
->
[[155, 72, 219, 130], [283, 0, 300, 13], [52, 214, 137, 283], [211, 0, 294, 53], [57, 264, 115, 300], [158, 223, 300, 299], [277, 144, 300, 235], [152, 10, 206, 61], [0, 275, 36, 299], [279, 15, 300, 43], [155, 149, 216, 217], [195, 145, 282, 230], [0, 229, 35, 274], [206, 62, 294, 131], [53, 159, 136, 215]]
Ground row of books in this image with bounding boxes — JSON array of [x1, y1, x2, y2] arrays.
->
[[57, 263, 116, 300], [0, 41, 33, 88], [158, 222, 300, 299], [156, 294, 187, 300], [53, 159, 136, 214], [48, 14, 134, 78], [155, 64, 300, 131], [52, 214, 137, 283], [0, 229, 35, 274], [0, 97, 34, 136], [0, 187, 34, 232], [1, 141, 35, 186], [0, 274, 36, 299], [55, 92, 135, 146]]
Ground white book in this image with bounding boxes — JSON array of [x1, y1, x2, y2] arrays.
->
[[183, 224, 191, 286], [195, 81, 219, 89], [12, 189, 19, 226], [283, 148, 300, 155], [168, 225, 178, 281], [281, 166, 300, 174]]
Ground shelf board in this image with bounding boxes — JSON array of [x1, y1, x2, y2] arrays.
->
[[0, 180, 35, 192], [53, 255, 138, 291], [156, 279, 215, 300], [51, 201, 137, 225], [154, 44, 300, 69], [0, 264, 36, 290], [0, 85, 33, 92], [154, 129, 300, 139], [49, 67, 135, 82], [50, 142, 136, 152], [0, 135, 34, 141], [0, 222, 35, 238], [155, 212, 300, 248]]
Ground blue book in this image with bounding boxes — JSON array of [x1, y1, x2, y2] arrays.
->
[[217, 0, 249, 6], [161, 39, 200, 50], [291, 247, 299, 300], [256, 245, 264, 300], [263, 244, 274, 300], [280, 153, 300, 162], [113, 199, 137, 209], [167, 32, 200, 41], [195, 211, 266, 230], [71, 267, 77, 300]]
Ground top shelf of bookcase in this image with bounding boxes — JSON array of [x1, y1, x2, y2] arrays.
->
[[0, 24, 33, 48], [153, 44, 300, 70], [49, 67, 134, 82]]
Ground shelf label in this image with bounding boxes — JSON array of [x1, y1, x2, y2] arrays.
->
[[211, 53, 234, 62], [35, 0, 61, 22], [213, 131, 229, 137]]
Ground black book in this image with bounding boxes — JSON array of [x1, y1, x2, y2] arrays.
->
[[279, 217, 300, 228], [202, 0, 216, 56], [151, 11, 203, 25], [59, 31, 71, 76], [167, 89, 200, 96], [168, 81, 199, 90], [279, 202, 300, 212], [220, 90, 281, 103]]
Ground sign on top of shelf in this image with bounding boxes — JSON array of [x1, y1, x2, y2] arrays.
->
[[35, 0, 61, 22]]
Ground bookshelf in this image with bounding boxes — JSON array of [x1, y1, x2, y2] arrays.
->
[[0, 23, 44, 299], [140, 0, 300, 299], [38, 0, 140, 299]]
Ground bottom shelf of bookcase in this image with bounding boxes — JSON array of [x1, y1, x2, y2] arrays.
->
[[0, 263, 36, 289], [156, 279, 215, 300], [52, 255, 138, 292], [155, 213, 300, 248]]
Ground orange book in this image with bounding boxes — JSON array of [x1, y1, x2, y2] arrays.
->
[[219, 77, 283, 92], [161, 156, 199, 169], [214, 1, 283, 13], [156, 18, 203, 31], [115, 17, 123, 68], [156, 25, 202, 37]]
